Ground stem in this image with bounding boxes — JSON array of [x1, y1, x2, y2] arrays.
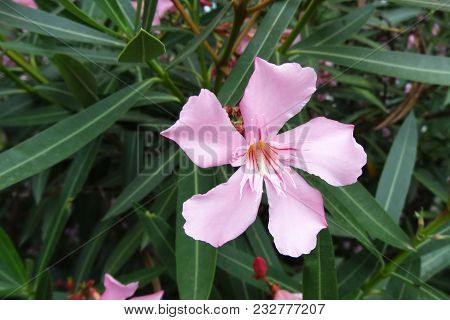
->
[[360, 210, 450, 298], [0, 64, 52, 103], [232, 6, 261, 54], [247, 0, 273, 13], [213, 0, 248, 92], [147, 59, 186, 103], [172, 0, 220, 63], [278, 0, 323, 54]]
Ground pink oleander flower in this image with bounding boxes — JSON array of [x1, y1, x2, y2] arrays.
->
[[14, 0, 37, 9], [431, 23, 440, 36], [274, 290, 303, 300], [131, 0, 174, 26], [161, 57, 366, 257], [100, 274, 163, 300]]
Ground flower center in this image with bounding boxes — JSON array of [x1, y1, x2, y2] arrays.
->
[[240, 140, 288, 196]]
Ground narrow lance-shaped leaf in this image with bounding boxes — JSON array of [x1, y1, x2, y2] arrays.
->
[[95, 0, 134, 35], [292, 5, 375, 49], [103, 148, 179, 220], [0, 228, 28, 296], [389, 0, 450, 12], [0, 79, 155, 191], [291, 46, 450, 86], [35, 139, 100, 280], [0, 1, 123, 47], [176, 160, 217, 300], [376, 112, 418, 222], [53, 54, 99, 107], [303, 229, 338, 300], [118, 28, 165, 63], [139, 210, 176, 279], [304, 174, 412, 250], [384, 259, 421, 300]]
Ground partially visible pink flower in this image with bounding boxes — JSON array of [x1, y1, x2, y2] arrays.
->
[[161, 58, 366, 257], [404, 82, 412, 94], [431, 23, 440, 36], [131, 0, 174, 26], [274, 290, 303, 300], [407, 34, 416, 49], [101, 274, 163, 300], [2, 55, 15, 67], [14, 0, 37, 9]]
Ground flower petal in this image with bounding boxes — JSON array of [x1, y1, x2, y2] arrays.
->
[[266, 168, 327, 257], [183, 167, 262, 247], [273, 117, 367, 186], [239, 58, 317, 139], [101, 274, 138, 300], [274, 290, 303, 300], [131, 290, 164, 300], [161, 89, 246, 168]]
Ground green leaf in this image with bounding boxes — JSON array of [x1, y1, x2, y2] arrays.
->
[[34, 271, 52, 300], [31, 169, 50, 204], [390, 271, 448, 299], [421, 245, 450, 280], [303, 229, 338, 300], [304, 175, 412, 250], [53, 54, 99, 106], [376, 113, 417, 222], [217, 0, 302, 106], [58, 0, 122, 38], [95, 0, 134, 35], [118, 28, 165, 63], [0, 1, 123, 47], [35, 139, 100, 279], [245, 218, 284, 271], [0, 106, 70, 127], [139, 210, 176, 279], [414, 169, 447, 202], [291, 46, 450, 86], [176, 161, 217, 300], [389, 0, 450, 12], [103, 224, 144, 275], [384, 259, 421, 299], [0, 228, 28, 296], [0, 41, 121, 65], [292, 5, 374, 49], [337, 250, 378, 298], [0, 79, 154, 191], [217, 244, 300, 293], [74, 219, 113, 286], [167, 3, 231, 69], [103, 148, 179, 219]]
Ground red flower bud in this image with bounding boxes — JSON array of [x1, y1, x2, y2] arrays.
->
[[66, 278, 74, 293], [253, 256, 267, 279]]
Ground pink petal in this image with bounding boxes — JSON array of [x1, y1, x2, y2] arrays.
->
[[273, 117, 367, 186], [14, 0, 37, 8], [153, 0, 175, 25], [101, 274, 138, 300], [274, 290, 303, 300], [131, 290, 164, 300], [183, 167, 262, 247], [239, 58, 317, 140], [266, 168, 327, 257], [161, 89, 246, 168]]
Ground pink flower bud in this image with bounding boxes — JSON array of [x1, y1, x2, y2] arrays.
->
[[253, 256, 267, 279]]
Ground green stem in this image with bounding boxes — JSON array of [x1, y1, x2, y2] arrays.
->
[[360, 211, 449, 298], [213, 0, 248, 93], [147, 59, 186, 103], [0, 64, 52, 103], [278, 0, 323, 54]]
